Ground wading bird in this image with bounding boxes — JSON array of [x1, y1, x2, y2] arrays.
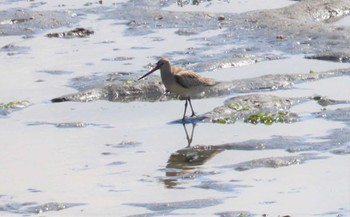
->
[[138, 58, 217, 122]]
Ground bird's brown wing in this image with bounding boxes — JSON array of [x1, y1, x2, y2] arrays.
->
[[174, 70, 216, 88]]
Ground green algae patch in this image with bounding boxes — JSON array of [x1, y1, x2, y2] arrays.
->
[[211, 112, 291, 125], [245, 112, 290, 125], [309, 69, 317, 74], [0, 100, 30, 116], [125, 80, 135, 86], [245, 113, 273, 125], [211, 103, 250, 124], [204, 94, 303, 125], [227, 102, 250, 111], [273, 111, 290, 123], [212, 116, 237, 124], [0, 100, 30, 109]]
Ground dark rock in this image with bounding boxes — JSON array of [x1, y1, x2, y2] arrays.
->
[[46, 27, 94, 38], [305, 51, 350, 63], [223, 153, 326, 171]]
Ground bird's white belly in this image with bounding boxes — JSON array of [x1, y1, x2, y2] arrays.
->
[[166, 82, 203, 98], [161, 70, 207, 98]]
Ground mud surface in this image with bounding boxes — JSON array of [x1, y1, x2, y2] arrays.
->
[[0, 8, 78, 36], [1, 0, 350, 217]]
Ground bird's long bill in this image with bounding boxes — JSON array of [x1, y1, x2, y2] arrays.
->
[[138, 65, 160, 80]]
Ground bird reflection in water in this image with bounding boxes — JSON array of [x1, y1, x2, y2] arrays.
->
[[163, 123, 223, 188]]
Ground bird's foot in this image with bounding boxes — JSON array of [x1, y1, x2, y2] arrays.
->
[[181, 113, 196, 123]]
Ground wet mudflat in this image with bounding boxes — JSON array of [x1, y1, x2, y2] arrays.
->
[[0, 0, 350, 216]]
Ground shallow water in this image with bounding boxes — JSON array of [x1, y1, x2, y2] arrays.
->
[[164, 0, 296, 13], [0, 0, 350, 216]]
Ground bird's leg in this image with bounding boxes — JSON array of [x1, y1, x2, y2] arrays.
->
[[188, 98, 196, 117], [182, 123, 191, 147], [188, 123, 196, 147], [182, 99, 188, 122], [183, 123, 196, 147]]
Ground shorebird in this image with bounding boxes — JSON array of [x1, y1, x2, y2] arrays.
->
[[138, 58, 217, 121]]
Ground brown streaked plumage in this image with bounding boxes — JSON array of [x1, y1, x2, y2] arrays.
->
[[138, 58, 217, 121]]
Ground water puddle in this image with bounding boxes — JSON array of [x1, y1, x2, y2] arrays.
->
[[164, 0, 296, 13], [334, 15, 350, 27], [208, 54, 349, 81]]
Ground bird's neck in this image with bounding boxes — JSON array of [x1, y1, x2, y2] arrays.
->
[[160, 65, 173, 87]]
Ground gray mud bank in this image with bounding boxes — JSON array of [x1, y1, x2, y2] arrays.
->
[[2, 0, 346, 128], [42, 0, 350, 112], [50, 67, 350, 125], [2, 1, 350, 106], [2, 1, 349, 72]]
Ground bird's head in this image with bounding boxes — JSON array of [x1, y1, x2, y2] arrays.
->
[[138, 58, 170, 80]]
